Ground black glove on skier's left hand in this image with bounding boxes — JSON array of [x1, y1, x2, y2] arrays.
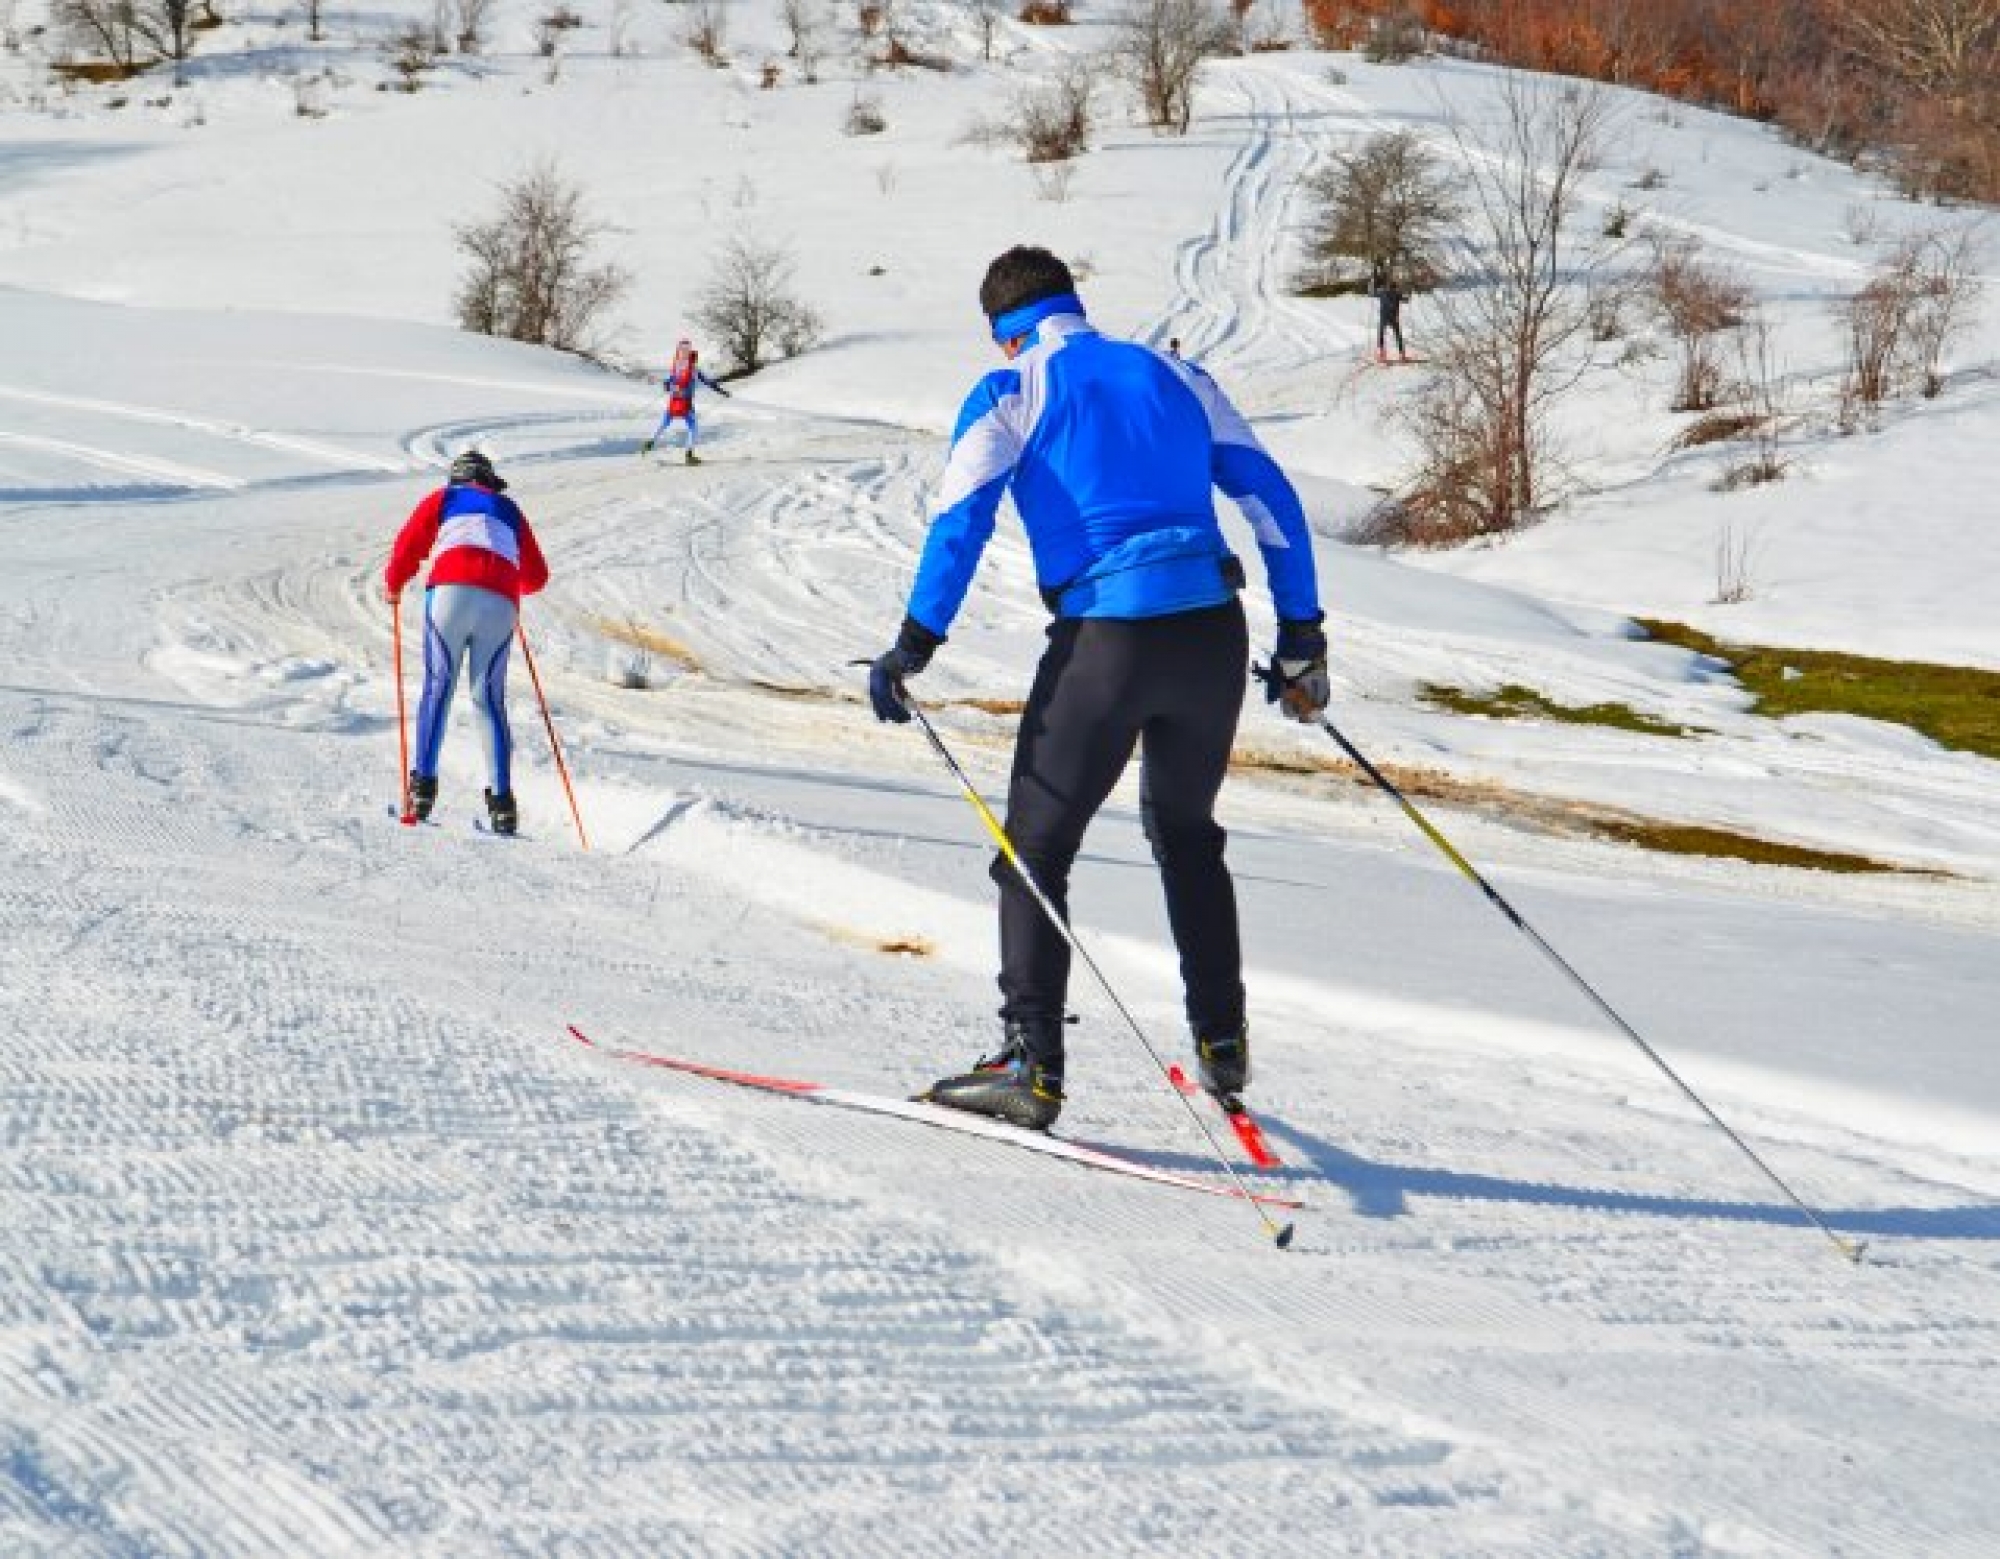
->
[[868, 617, 943, 723]]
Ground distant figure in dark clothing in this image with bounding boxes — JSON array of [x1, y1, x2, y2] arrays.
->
[[1371, 273, 1408, 363]]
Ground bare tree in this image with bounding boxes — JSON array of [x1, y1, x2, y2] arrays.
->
[[1390, 75, 1622, 542], [693, 231, 824, 375], [55, 0, 146, 69], [454, 163, 630, 353], [1112, 0, 1231, 135], [1298, 129, 1461, 293], [1648, 236, 1752, 412], [1837, 0, 2000, 99], [130, 0, 195, 64]]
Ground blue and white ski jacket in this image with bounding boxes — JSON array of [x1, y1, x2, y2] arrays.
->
[[905, 300, 1322, 635]]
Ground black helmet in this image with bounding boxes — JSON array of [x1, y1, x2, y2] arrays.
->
[[448, 449, 506, 491]]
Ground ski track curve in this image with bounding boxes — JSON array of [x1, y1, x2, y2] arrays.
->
[[0, 381, 407, 475], [1160, 63, 1363, 395]]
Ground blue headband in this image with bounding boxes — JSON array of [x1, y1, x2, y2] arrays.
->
[[990, 291, 1085, 344]]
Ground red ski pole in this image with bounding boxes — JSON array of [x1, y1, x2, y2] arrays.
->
[[392, 592, 415, 826], [516, 621, 589, 851]]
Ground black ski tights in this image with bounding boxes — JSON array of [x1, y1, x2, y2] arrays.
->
[[992, 601, 1248, 1063]]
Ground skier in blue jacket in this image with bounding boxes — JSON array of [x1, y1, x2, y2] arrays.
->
[[866, 246, 1329, 1130]]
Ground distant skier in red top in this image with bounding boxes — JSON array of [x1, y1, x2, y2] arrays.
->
[[641, 339, 731, 464], [384, 449, 549, 834]]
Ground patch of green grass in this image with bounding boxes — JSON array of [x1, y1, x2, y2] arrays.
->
[[1638, 620, 2000, 762], [1420, 681, 1695, 738], [1587, 820, 1909, 875]]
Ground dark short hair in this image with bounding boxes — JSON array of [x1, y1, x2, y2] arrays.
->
[[979, 246, 1077, 323]]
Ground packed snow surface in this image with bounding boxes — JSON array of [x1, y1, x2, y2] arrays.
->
[[2, 8, 1996, 1554]]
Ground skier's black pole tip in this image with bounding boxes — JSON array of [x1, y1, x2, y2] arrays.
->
[[1273, 1222, 1295, 1250]]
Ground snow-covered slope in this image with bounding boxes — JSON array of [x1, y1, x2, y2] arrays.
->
[[2, 12, 1997, 1555]]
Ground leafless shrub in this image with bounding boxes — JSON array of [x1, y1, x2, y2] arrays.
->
[[1902, 223, 1986, 397], [781, 0, 824, 73], [1362, 5, 1423, 63], [453, 163, 630, 353], [692, 231, 824, 375], [1671, 410, 1764, 450], [1649, 237, 1752, 412], [455, 0, 497, 52], [844, 89, 886, 134], [534, 3, 582, 56], [384, 23, 437, 91], [1385, 76, 1621, 544], [1298, 129, 1461, 294], [608, 0, 637, 56], [683, 0, 728, 65], [1721, 311, 1791, 487], [1710, 518, 1758, 602], [967, 0, 1004, 59], [1842, 201, 1882, 248], [1838, 239, 1927, 411], [1018, 0, 1070, 22], [1011, 58, 1094, 161], [1585, 276, 1638, 342], [1031, 158, 1077, 202], [1630, 165, 1667, 190], [290, 69, 329, 117], [1112, 0, 1231, 135]]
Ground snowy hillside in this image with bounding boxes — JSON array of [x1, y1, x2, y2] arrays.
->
[[3, 7, 1998, 1554]]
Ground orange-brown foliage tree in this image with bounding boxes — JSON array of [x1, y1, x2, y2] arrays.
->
[[1301, 0, 2000, 202]]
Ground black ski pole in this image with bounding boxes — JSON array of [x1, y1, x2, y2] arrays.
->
[[1304, 706, 1863, 1264], [903, 693, 1295, 1249]]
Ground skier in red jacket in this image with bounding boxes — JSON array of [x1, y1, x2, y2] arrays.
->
[[384, 449, 549, 834], [641, 339, 731, 464]]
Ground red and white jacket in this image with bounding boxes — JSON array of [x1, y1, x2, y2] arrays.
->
[[385, 482, 549, 603]]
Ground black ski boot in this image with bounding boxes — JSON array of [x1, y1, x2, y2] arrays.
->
[[684, 450, 701, 466], [484, 788, 519, 836], [409, 772, 438, 822], [925, 1020, 1064, 1131], [1193, 1021, 1250, 1102]]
